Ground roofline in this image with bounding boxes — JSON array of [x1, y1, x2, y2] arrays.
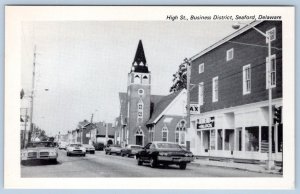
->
[[150, 89, 187, 124], [188, 20, 263, 62]]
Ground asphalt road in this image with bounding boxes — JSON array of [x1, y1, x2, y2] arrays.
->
[[21, 150, 281, 177]]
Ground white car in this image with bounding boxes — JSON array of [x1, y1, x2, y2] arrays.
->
[[58, 142, 68, 150], [66, 143, 86, 156], [83, 144, 95, 154]]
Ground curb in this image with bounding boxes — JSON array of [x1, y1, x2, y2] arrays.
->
[[190, 161, 282, 175]]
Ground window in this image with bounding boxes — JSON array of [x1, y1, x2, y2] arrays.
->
[[162, 126, 168, 142], [212, 77, 218, 102], [138, 112, 143, 118], [243, 64, 251, 95], [137, 101, 143, 119], [138, 104, 143, 110], [226, 48, 234, 61], [138, 89, 144, 95], [176, 120, 186, 145], [198, 82, 204, 105], [199, 63, 204, 74], [266, 27, 276, 43], [266, 54, 276, 89], [149, 128, 154, 142]]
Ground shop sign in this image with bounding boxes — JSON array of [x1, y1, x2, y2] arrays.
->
[[196, 117, 215, 129], [189, 104, 200, 114]]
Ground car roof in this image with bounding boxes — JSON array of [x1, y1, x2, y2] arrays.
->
[[151, 141, 178, 144]]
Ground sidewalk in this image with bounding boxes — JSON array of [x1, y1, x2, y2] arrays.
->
[[190, 158, 282, 175]]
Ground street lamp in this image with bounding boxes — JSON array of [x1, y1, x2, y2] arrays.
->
[[232, 22, 274, 170]]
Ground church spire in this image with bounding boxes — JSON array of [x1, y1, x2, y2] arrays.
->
[[131, 40, 149, 73]]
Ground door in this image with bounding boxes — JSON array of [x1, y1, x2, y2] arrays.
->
[[136, 135, 143, 146]]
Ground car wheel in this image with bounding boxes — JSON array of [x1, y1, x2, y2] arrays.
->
[[105, 151, 108, 155], [67, 152, 69, 156], [121, 153, 124, 157], [91, 151, 95, 154], [137, 157, 143, 166], [109, 152, 112, 155], [127, 154, 130, 158], [150, 157, 157, 168], [179, 163, 187, 170], [82, 154, 86, 157]]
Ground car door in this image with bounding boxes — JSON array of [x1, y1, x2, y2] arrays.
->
[[139, 143, 151, 160]]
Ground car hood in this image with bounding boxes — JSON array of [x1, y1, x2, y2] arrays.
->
[[23, 147, 56, 152]]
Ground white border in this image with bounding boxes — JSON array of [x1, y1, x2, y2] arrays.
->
[[4, 6, 295, 189]]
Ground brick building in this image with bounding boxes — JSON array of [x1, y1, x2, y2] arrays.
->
[[187, 21, 282, 162], [116, 40, 188, 147]]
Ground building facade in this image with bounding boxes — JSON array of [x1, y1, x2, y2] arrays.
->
[[188, 21, 282, 162], [116, 40, 189, 147]]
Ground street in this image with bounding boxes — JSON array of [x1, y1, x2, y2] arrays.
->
[[21, 150, 281, 177]]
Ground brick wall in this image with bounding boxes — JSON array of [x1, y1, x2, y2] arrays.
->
[[190, 21, 282, 113]]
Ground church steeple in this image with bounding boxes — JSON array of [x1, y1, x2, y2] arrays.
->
[[131, 40, 149, 73]]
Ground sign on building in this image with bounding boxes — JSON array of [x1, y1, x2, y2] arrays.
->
[[190, 104, 200, 114], [196, 117, 215, 129]]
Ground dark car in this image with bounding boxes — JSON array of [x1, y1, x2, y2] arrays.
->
[[120, 144, 143, 157], [93, 142, 105, 151], [136, 141, 194, 170], [104, 144, 122, 155]]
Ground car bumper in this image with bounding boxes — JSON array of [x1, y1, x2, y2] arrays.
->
[[22, 156, 57, 161], [69, 151, 85, 155], [157, 156, 194, 163], [86, 150, 95, 153]]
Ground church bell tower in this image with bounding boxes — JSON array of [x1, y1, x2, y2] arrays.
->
[[126, 40, 151, 146]]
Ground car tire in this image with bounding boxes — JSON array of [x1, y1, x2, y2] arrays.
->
[[91, 151, 95, 154], [179, 163, 187, 170], [109, 152, 112, 155], [127, 154, 130, 158], [82, 154, 86, 157], [67, 152, 70, 156], [105, 151, 108, 155], [150, 157, 157, 168], [137, 157, 143, 166]]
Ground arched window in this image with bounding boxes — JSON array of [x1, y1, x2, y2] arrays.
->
[[142, 75, 149, 84], [136, 127, 144, 136], [176, 120, 186, 145], [134, 74, 140, 84], [137, 100, 143, 119], [162, 126, 168, 142]]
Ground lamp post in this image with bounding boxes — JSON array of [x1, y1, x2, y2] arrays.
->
[[232, 22, 274, 170], [184, 58, 192, 129]]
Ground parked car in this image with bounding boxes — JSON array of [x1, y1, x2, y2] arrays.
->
[[58, 142, 68, 150], [66, 143, 86, 156], [105, 144, 122, 155], [21, 141, 58, 163], [83, 144, 95, 154], [93, 142, 105, 151], [120, 144, 143, 157], [136, 141, 194, 170]]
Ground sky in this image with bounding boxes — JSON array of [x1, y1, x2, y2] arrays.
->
[[21, 21, 239, 136]]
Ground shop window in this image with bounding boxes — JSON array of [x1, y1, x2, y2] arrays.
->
[[217, 129, 223, 150], [245, 127, 259, 152], [225, 129, 234, 151]]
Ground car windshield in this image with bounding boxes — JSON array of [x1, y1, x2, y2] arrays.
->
[[27, 142, 55, 148], [156, 143, 181, 149], [70, 144, 82, 147], [131, 146, 142, 149]]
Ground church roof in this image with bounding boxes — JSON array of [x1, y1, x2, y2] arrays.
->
[[131, 40, 149, 73], [147, 90, 183, 125]]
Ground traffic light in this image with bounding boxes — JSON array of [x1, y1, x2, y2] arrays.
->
[[273, 106, 282, 124]]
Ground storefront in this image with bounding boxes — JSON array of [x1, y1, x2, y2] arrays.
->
[[189, 100, 283, 162]]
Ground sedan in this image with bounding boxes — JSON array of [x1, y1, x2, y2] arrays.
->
[[21, 141, 58, 164], [120, 144, 143, 157], [83, 144, 95, 154], [136, 141, 194, 170], [66, 143, 86, 156], [105, 145, 122, 155]]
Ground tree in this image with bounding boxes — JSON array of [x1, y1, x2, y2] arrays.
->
[[169, 63, 187, 93]]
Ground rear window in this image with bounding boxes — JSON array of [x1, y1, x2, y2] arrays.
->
[[70, 144, 82, 147], [156, 143, 181, 149], [131, 146, 142, 149]]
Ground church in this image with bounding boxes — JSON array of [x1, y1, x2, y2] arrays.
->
[[115, 40, 189, 148]]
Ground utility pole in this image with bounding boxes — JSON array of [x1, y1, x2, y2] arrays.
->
[[22, 108, 28, 149], [184, 58, 191, 128], [28, 45, 37, 146]]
